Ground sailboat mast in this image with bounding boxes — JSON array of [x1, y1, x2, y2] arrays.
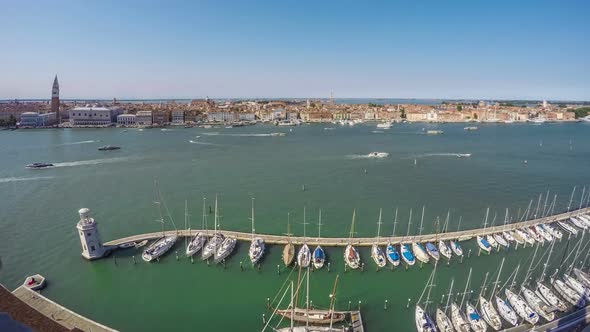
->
[[318, 209, 322, 238], [392, 207, 398, 237], [419, 205, 425, 236], [251, 197, 255, 239], [303, 206, 307, 243], [306, 267, 310, 328], [406, 208, 413, 237], [457, 216, 462, 232], [329, 274, 339, 330], [185, 200, 188, 248], [540, 239, 555, 282], [477, 272, 489, 306], [290, 280, 294, 330], [483, 207, 489, 229], [424, 262, 437, 311], [460, 268, 472, 309], [376, 208, 382, 244], [202, 197, 207, 235], [490, 257, 505, 301], [444, 278, 454, 313], [349, 209, 356, 243]]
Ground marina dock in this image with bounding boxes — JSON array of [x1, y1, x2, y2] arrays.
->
[[12, 285, 118, 332], [104, 207, 590, 248]]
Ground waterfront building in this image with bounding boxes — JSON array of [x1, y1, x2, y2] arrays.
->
[[171, 110, 185, 124], [117, 114, 136, 126], [238, 113, 256, 121], [20, 112, 57, 127], [76, 208, 107, 260], [51, 75, 60, 123], [207, 111, 237, 122], [135, 111, 153, 126], [406, 111, 427, 122], [68, 105, 122, 126], [426, 110, 438, 122]]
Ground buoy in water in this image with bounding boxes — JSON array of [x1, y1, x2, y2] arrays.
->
[[523, 160, 528, 164]]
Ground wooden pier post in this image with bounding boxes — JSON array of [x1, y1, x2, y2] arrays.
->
[[468, 249, 472, 258], [361, 262, 364, 272], [277, 264, 280, 275], [113, 256, 117, 266], [358, 300, 361, 311], [132, 256, 136, 264], [175, 250, 179, 261], [460, 255, 464, 264], [267, 298, 270, 309], [384, 299, 388, 310], [190, 256, 193, 264], [348, 301, 351, 311], [327, 262, 331, 272], [240, 261, 243, 271], [406, 298, 411, 309], [262, 313, 266, 324]]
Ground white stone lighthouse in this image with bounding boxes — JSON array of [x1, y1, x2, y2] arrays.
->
[[76, 208, 107, 260]]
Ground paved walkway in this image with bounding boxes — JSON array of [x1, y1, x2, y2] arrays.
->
[[12, 286, 117, 332], [104, 207, 590, 248]]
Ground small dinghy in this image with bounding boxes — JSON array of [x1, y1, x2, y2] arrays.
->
[[118, 242, 136, 249], [134, 240, 148, 248], [23, 274, 46, 291]]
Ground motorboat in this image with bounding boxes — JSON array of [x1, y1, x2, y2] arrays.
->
[[401, 243, 416, 265], [312, 245, 325, 269], [98, 145, 121, 151], [477, 236, 492, 253], [25, 162, 53, 169], [450, 240, 463, 256], [569, 217, 588, 230], [435, 308, 454, 332], [23, 274, 46, 291], [186, 232, 207, 257], [564, 274, 590, 301], [505, 288, 539, 325], [344, 244, 360, 269], [495, 296, 518, 326], [376, 122, 392, 129], [214, 237, 237, 263], [438, 240, 452, 260], [386, 243, 401, 266], [534, 224, 553, 242], [479, 296, 502, 330], [202, 233, 224, 260], [450, 303, 470, 332], [557, 220, 579, 235], [270, 132, 286, 137], [297, 243, 311, 268], [412, 242, 430, 263], [426, 130, 444, 135], [493, 233, 509, 248], [367, 152, 390, 158], [536, 282, 568, 312], [134, 240, 148, 248], [142, 235, 178, 262], [371, 244, 387, 268], [464, 126, 478, 131], [248, 237, 265, 265], [553, 278, 586, 308], [425, 242, 440, 261], [465, 302, 487, 332], [415, 305, 436, 332], [521, 286, 555, 322]]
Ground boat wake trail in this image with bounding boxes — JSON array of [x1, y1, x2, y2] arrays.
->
[[346, 153, 390, 159], [0, 176, 55, 184], [52, 157, 134, 168], [59, 140, 100, 146], [411, 153, 472, 158], [201, 132, 279, 137], [188, 140, 222, 146]]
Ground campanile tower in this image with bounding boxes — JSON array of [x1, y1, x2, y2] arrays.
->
[[51, 75, 60, 123]]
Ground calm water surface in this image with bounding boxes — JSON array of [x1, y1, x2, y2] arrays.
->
[[1, 122, 589, 331]]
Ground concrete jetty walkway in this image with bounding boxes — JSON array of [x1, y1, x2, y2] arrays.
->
[[104, 207, 590, 248]]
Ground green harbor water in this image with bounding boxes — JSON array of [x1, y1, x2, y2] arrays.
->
[[1, 122, 590, 331]]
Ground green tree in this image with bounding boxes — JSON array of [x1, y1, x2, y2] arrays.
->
[[400, 108, 407, 119], [571, 107, 590, 119], [473, 113, 478, 120], [8, 115, 16, 126], [456, 105, 463, 112]]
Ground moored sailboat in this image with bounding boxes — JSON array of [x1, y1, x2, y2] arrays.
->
[[386, 208, 401, 266], [371, 209, 387, 268], [343, 209, 360, 269], [248, 198, 265, 265], [505, 288, 539, 325], [142, 187, 178, 262], [185, 199, 207, 257], [202, 196, 224, 260], [283, 212, 295, 266], [297, 207, 311, 268], [312, 210, 325, 270]]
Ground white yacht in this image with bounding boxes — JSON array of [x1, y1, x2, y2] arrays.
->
[[297, 243, 311, 268], [521, 286, 555, 322], [553, 278, 586, 308], [186, 232, 206, 257], [505, 289, 539, 325], [450, 240, 463, 256], [202, 233, 224, 260], [570, 217, 588, 230], [493, 233, 509, 248], [466, 302, 487, 332], [142, 235, 178, 262], [249, 238, 265, 265], [479, 296, 502, 330], [344, 244, 360, 269], [502, 231, 515, 243], [214, 237, 237, 263], [536, 282, 568, 312], [376, 122, 392, 129], [415, 305, 436, 332], [574, 268, 590, 288], [436, 308, 454, 332], [534, 224, 553, 242], [438, 240, 452, 260], [557, 220, 579, 235], [367, 152, 389, 158], [495, 296, 518, 327], [564, 274, 590, 301], [450, 303, 470, 332], [371, 244, 387, 268]]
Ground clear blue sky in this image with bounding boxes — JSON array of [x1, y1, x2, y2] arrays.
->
[[1, 0, 588, 100]]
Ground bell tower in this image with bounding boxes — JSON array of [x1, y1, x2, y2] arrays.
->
[[51, 75, 60, 123], [76, 208, 107, 260]]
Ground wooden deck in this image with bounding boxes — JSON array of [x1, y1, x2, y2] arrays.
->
[[104, 207, 590, 248], [12, 286, 117, 332]]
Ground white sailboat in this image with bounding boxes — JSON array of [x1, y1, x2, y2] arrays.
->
[[415, 263, 437, 332], [466, 301, 487, 332], [298, 207, 311, 268], [401, 209, 416, 266], [534, 224, 553, 242], [479, 260, 503, 331], [569, 217, 587, 230], [477, 209, 492, 253], [344, 209, 360, 270], [142, 187, 178, 262], [386, 208, 401, 266], [283, 212, 295, 266], [521, 286, 555, 322], [248, 198, 265, 265], [412, 206, 430, 264], [185, 199, 207, 257], [534, 239, 568, 313], [505, 289, 538, 325], [450, 216, 464, 257], [312, 210, 326, 270], [436, 278, 455, 332], [202, 196, 225, 260], [553, 278, 585, 308], [371, 209, 387, 268], [214, 198, 236, 264], [438, 212, 452, 260], [451, 268, 472, 332], [557, 220, 578, 235]]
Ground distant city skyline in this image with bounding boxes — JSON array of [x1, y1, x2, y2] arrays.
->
[[1, 0, 589, 101]]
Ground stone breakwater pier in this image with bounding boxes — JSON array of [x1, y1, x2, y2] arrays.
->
[[102, 207, 590, 250]]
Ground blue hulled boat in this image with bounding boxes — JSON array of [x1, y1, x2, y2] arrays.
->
[[386, 242, 401, 266]]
